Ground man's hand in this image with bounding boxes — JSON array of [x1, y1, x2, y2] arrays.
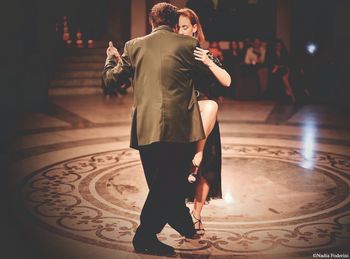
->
[[106, 41, 120, 60]]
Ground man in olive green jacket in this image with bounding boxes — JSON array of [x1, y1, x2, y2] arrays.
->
[[103, 3, 208, 256]]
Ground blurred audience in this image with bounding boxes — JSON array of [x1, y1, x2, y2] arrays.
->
[[242, 38, 268, 96], [267, 39, 295, 103], [289, 60, 311, 104], [244, 38, 266, 65], [209, 41, 224, 62], [226, 40, 244, 64], [224, 40, 244, 97]]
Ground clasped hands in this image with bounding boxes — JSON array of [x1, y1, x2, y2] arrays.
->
[[106, 41, 120, 60]]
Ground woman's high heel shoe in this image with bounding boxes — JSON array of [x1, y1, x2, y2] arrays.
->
[[188, 161, 199, 183], [191, 212, 205, 235]]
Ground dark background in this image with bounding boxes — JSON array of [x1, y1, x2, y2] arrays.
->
[[1, 0, 349, 117]]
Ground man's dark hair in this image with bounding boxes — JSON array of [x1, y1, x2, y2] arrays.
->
[[149, 2, 179, 29]]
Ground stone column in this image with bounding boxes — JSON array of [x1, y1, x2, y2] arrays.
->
[[131, 0, 147, 38], [276, 0, 292, 50]]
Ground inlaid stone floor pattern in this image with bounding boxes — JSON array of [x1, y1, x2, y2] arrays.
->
[[6, 95, 350, 259]]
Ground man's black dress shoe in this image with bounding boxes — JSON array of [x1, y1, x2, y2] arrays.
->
[[132, 231, 175, 256]]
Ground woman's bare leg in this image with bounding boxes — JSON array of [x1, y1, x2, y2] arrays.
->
[[193, 176, 210, 220], [191, 100, 218, 231], [192, 100, 218, 167]]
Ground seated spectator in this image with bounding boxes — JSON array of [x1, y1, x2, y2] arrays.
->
[[243, 38, 253, 49], [228, 40, 244, 64], [242, 38, 269, 97], [244, 37, 266, 65], [224, 40, 244, 97], [238, 40, 245, 52], [267, 39, 295, 103]]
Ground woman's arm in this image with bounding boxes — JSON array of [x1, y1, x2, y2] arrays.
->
[[194, 47, 231, 87]]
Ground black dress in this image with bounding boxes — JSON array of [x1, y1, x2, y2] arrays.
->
[[268, 52, 290, 101], [186, 53, 223, 202]]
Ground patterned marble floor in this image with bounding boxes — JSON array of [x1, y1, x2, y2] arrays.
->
[[4, 94, 350, 259]]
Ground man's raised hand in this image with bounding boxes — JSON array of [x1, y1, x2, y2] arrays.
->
[[106, 41, 120, 60]]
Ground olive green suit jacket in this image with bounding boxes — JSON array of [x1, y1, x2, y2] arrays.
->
[[103, 25, 208, 149]]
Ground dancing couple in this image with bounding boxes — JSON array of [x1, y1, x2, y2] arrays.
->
[[103, 2, 230, 256]]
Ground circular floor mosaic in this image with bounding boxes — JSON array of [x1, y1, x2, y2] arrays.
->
[[18, 144, 350, 257]]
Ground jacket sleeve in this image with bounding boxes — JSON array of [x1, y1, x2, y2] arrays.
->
[[102, 42, 133, 88]]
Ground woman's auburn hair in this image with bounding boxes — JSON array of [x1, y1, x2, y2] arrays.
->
[[177, 8, 205, 44]]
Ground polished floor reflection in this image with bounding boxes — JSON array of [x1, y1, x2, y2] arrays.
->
[[6, 94, 350, 259]]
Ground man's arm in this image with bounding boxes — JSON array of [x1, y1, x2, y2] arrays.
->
[[102, 42, 133, 87]]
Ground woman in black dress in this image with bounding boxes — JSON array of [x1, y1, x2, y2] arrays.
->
[[177, 8, 231, 235], [267, 39, 295, 103], [224, 40, 244, 98]]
